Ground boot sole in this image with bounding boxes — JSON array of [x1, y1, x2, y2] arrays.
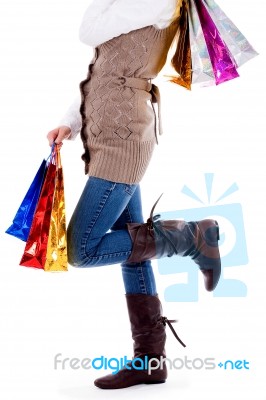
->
[[94, 379, 166, 389]]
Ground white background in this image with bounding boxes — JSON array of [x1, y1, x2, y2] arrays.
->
[[0, 1, 265, 399]]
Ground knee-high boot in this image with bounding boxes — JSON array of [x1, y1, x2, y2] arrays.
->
[[126, 195, 221, 291], [94, 294, 185, 389]]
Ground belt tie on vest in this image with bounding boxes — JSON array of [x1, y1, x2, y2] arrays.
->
[[111, 76, 163, 143]]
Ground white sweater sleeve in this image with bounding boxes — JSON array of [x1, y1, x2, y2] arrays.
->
[[79, 0, 177, 47], [59, 96, 82, 140]]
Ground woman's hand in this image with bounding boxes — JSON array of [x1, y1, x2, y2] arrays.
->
[[47, 126, 71, 148]]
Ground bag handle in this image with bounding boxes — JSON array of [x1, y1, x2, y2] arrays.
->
[[46, 143, 62, 169], [54, 144, 62, 169]]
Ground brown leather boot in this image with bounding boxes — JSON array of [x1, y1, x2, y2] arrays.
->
[[126, 195, 221, 291], [94, 294, 185, 389]]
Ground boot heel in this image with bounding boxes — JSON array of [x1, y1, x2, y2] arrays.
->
[[144, 380, 166, 385]]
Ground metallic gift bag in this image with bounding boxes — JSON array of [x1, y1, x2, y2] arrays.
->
[[20, 159, 56, 269], [5, 159, 47, 241], [169, 0, 192, 90], [44, 147, 68, 272], [189, 0, 216, 87], [203, 0, 258, 67], [194, 0, 239, 85]]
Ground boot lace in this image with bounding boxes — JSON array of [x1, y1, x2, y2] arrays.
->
[[161, 316, 186, 347]]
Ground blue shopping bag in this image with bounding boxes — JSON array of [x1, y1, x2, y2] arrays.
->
[[5, 159, 47, 241]]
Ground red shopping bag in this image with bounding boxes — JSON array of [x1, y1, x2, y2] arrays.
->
[[20, 154, 56, 269]]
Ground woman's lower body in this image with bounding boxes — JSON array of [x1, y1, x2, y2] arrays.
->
[[67, 175, 221, 389]]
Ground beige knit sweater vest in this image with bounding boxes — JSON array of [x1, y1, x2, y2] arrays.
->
[[79, 19, 179, 184]]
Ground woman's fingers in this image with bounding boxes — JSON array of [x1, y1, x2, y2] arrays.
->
[[55, 126, 71, 143], [47, 126, 71, 146], [47, 128, 59, 146]]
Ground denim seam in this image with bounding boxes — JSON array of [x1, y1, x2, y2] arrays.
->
[[125, 202, 148, 294], [136, 265, 148, 294], [125, 204, 133, 226]]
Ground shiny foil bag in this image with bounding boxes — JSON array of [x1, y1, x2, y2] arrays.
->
[[194, 0, 239, 85], [170, 1, 192, 90], [5, 159, 47, 241], [44, 148, 67, 272], [189, 0, 216, 87], [204, 0, 258, 67], [20, 160, 56, 269]]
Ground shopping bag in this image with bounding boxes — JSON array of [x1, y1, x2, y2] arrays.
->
[[5, 159, 47, 241], [204, 0, 258, 67], [170, 0, 192, 90], [189, 0, 216, 87], [194, 0, 239, 85], [44, 147, 68, 272], [20, 154, 57, 269]]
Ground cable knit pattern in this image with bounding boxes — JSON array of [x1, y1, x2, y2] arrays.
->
[[79, 20, 179, 184]]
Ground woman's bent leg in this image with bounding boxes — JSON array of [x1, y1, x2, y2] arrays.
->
[[67, 176, 137, 267], [67, 176, 156, 294]]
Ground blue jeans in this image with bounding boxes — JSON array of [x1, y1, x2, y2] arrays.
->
[[67, 176, 157, 295]]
